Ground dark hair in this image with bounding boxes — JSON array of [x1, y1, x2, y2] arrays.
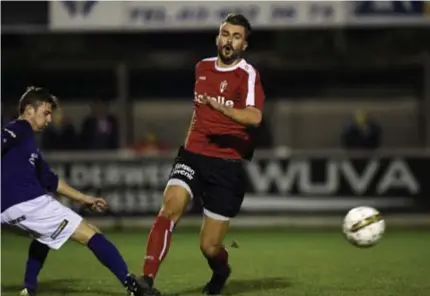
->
[[223, 13, 252, 38], [18, 86, 59, 114]]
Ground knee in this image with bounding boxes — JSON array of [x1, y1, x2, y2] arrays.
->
[[87, 223, 101, 233], [158, 186, 190, 222], [158, 205, 180, 221], [71, 220, 98, 245], [200, 237, 223, 258]]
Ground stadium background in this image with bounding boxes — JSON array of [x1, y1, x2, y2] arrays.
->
[[1, 2, 430, 296]]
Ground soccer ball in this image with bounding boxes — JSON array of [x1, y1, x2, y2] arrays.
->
[[342, 206, 385, 248]]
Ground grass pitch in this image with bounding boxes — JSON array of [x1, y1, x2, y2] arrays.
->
[[1, 228, 429, 296]]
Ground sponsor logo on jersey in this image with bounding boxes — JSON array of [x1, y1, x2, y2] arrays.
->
[[220, 80, 228, 93], [194, 92, 234, 107], [29, 153, 39, 166]]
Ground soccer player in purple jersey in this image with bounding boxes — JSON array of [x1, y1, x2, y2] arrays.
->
[[2, 87, 147, 296]]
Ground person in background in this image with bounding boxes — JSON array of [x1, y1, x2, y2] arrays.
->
[[41, 108, 77, 151], [80, 100, 119, 150], [128, 130, 168, 155], [341, 109, 382, 150]]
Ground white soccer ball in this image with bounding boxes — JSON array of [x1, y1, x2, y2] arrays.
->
[[342, 206, 385, 248]]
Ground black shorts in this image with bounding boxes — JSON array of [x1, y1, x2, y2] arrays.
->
[[167, 147, 247, 219]]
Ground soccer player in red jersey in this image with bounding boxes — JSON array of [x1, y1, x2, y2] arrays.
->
[[139, 14, 265, 296]]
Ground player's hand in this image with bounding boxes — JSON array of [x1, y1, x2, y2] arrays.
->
[[202, 94, 227, 113], [81, 195, 108, 213]]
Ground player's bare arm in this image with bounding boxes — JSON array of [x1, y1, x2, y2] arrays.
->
[[221, 105, 262, 126], [202, 95, 262, 126], [56, 179, 108, 212]]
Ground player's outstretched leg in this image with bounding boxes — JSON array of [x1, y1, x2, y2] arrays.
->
[[141, 185, 190, 293], [2, 194, 146, 295], [200, 212, 232, 295], [70, 219, 151, 296], [20, 240, 50, 295]]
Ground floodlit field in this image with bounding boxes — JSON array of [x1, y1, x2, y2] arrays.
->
[[2, 229, 429, 296]]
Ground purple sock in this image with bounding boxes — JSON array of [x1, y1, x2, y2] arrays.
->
[[24, 240, 50, 291], [87, 233, 129, 285]]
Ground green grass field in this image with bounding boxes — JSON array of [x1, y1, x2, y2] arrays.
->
[[1, 229, 429, 296]]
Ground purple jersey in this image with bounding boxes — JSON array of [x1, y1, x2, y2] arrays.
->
[[1, 120, 59, 212]]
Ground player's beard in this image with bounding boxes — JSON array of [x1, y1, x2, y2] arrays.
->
[[218, 44, 241, 65]]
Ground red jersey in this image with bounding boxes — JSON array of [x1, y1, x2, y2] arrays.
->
[[185, 57, 265, 160]]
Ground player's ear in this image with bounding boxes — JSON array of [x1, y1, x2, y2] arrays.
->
[[242, 41, 248, 51], [215, 35, 220, 47], [25, 105, 34, 115]]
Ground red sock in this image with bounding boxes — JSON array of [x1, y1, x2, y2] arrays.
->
[[206, 246, 229, 272], [142, 216, 175, 278]]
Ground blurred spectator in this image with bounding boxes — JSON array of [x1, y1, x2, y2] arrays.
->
[[80, 100, 119, 150], [41, 108, 78, 151], [341, 109, 382, 150], [128, 130, 168, 155]]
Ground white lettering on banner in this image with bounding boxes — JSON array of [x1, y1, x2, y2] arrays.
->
[[341, 160, 379, 195], [307, 3, 337, 20], [70, 164, 102, 187], [105, 190, 163, 213], [128, 5, 261, 26], [377, 159, 419, 194], [49, 1, 346, 31], [105, 164, 121, 186], [124, 2, 345, 29], [247, 160, 337, 195], [61, 163, 172, 188], [299, 161, 337, 195], [247, 160, 301, 194], [247, 159, 420, 195]]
